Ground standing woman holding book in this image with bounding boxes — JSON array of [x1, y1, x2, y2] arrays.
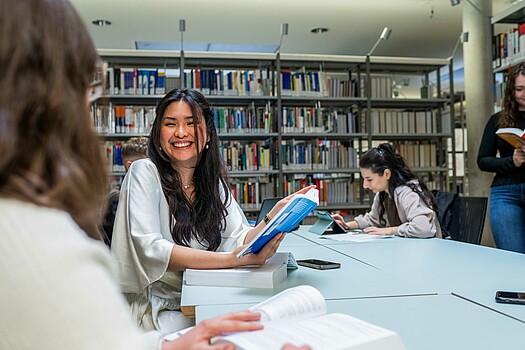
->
[[331, 143, 441, 238], [111, 88, 315, 334], [478, 63, 525, 254]]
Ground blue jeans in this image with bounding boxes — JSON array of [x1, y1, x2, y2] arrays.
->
[[490, 184, 525, 254]]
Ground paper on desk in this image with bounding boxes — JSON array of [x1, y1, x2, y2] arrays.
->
[[319, 231, 394, 242]]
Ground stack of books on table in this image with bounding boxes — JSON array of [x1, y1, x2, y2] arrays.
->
[[184, 251, 288, 289]]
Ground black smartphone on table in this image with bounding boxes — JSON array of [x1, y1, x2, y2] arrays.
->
[[495, 291, 525, 305], [296, 259, 341, 270]]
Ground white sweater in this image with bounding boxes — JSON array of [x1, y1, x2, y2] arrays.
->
[[0, 198, 162, 350]]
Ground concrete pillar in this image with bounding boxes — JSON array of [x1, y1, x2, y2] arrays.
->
[[462, 0, 494, 246]]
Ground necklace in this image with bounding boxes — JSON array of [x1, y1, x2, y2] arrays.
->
[[182, 181, 193, 190]]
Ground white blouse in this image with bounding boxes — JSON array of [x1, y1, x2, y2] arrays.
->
[[111, 158, 250, 333]]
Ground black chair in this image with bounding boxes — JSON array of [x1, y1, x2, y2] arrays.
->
[[431, 191, 488, 245], [454, 196, 488, 245]]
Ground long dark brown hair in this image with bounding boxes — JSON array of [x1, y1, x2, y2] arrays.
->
[[360, 143, 437, 226], [149, 88, 229, 251], [0, 0, 107, 239], [500, 63, 525, 128]]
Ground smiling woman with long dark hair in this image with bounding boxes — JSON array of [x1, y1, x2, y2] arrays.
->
[[111, 87, 315, 334]]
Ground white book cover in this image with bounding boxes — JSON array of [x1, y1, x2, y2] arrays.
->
[[184, 252, 288, 289]]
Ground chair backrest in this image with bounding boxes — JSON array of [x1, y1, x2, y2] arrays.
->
[[431, 190, 460, 239], [456, 196, 488, 245]]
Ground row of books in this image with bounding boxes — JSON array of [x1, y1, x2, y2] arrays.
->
[[182, 68, 273, 97], [281, 140, 358, 171], [395, 142, 438, 169], [493, 80, 505, 111], [492, 26, 525, 69], [281, 107, 361, 134], [283, 176, 359, 205], [280, 70, 359, 98], [362, 75, 393, 99], [230, 176, 360, 209], [92, 105, 156, 134], [369, 109, 442, 135], [91, 103, 364, 136], [229, 180, 276, 210], [104, 67, 166, 96], [103, 140, 126, 172], [92, 104, 273, 135], [221, 141, 275, 172], [214, 104, 272, 134]]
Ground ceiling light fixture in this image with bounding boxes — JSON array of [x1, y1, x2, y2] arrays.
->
[[367, 27, 392, 56], [310, 27, 328, 34], [449, 32, 469, 60], [92, 19, 111, 27], [275, 23, 289, 54], [179, 19, 186, 88]]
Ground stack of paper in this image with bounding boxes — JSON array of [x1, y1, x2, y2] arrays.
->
[[184, 252, 288, 289]]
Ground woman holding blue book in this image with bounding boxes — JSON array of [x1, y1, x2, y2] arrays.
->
[[332, 143, 441, 238], [111, 88, 315, 334]]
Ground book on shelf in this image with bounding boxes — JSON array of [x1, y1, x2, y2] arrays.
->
[[236, 187, 319, 258], [496, 128, 525, 148], [211, 285, 406, 350], [184, 252, 289, 289]]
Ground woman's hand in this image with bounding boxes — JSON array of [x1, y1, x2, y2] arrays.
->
[[281, 345, 312, 350], [267, 185, 317, 219], [162, 311, 263, 350], [513, 148, 525, 167], [234, 232, 285, 267], [330, 213, 350, 230], [363, 226, 396, 236]]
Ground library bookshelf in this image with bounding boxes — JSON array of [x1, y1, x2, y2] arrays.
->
[[492, 1, 525, 112], [92, 49, 455, 219]]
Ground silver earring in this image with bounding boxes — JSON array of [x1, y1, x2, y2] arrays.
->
[[159, 146, 162, 151], [205, 143, 209, 149]]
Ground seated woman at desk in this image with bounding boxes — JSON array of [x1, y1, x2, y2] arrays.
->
[[111, 88, 315, 334], [332, 143, 441, 238]]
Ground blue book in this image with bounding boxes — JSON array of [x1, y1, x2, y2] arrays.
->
[[237, 187, 319, 258]]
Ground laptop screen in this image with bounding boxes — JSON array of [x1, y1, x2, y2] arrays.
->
[[255, 197, 283, 225]]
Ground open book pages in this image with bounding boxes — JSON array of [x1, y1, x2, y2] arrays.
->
[[496, 127, 525, 148], [184, 252, 288, 288], [213, 285, 406, 350], [249, 285, 326, 322], [237, 188, 319, 258]]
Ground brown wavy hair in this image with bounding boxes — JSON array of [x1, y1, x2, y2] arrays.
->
[[0, 0, 107, 239], [500, 63, 525, 128]]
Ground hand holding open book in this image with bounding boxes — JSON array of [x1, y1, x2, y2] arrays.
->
[[211, 285, 406, 350], [496, 128, 525, 148]]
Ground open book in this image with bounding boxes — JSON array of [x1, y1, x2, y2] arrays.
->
[[237, 188, 319, 258], [213, 285, 406, 350], [496, 128, 525, 148]]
